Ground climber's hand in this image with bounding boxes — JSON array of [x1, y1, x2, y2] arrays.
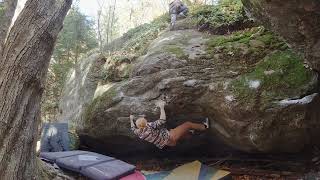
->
[[155, 100, 166, 108], [129, 115, 135, 121]]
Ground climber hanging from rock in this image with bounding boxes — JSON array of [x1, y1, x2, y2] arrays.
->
[[169, 0, 189, 31], [130, 100, 209, 149]]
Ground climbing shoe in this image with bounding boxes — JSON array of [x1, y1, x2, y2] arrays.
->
[[203, 118, 210, 129]]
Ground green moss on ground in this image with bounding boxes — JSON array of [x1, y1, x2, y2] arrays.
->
[[231, 50, 313, 106], [165, 45, 188, 59]]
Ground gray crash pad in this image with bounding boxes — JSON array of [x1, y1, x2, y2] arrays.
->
[[40, 150, 87, 163], [40, 123, 69, 152], [40, 151, 135, 180], [81, 160, 136, 180], [56, 152, 115, 172]]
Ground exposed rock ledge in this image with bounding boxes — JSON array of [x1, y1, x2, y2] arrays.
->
[[241, 0, 320, 71]]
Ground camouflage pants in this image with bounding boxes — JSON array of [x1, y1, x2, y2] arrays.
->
[[170, 8, 188, 28]]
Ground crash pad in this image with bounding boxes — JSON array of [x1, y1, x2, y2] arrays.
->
[[165, 160, 202, 180], [40, 150, 87, 162], [144, 161, 231, 180], [40, 123, 69, 152], [81, 159, 136, 180], [40, 151, 135, 180], [120, 171, 146, 180], [56, 152, 115, 172]]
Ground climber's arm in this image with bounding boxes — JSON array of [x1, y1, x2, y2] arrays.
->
[[159, 104, 166, 121], [130, 115, 137, 131], [150, 101, 167, 129]]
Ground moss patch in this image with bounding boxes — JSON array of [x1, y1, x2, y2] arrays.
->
[[84, 85, 118, 125], [68, 131, 80, 150], [165, 45, 188, 59], [122, 64, 133, 79], [207, 27, 282, 47], [231, 50, 313, 107], [252, 51, 311, 90], [191, 0, 252, 34], [206, 27, 288, 65]]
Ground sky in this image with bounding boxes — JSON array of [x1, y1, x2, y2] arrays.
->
[[79, 0, 100, 18], [77, 0, 171, 36]]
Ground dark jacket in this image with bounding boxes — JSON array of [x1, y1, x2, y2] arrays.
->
[[169, 0, 188, 15]]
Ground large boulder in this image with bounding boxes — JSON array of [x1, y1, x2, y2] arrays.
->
[[241, 0, 320, 71], [57, 52, 106, 127], [77, 28, 320, 156]]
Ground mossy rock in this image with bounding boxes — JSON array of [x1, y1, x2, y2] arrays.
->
[[165, 45, 188, 59], [207, 27, 281, 47], [121, 64, 133, 79], [230, 50, 315, 109], [206, 27, 288, 66], [191, 0, 253, 34], [173, 17, 198, 30], [83, 85, 119, 127], [68, 132, 80, 150]]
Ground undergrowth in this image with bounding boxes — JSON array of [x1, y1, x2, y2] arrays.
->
[[191, 0, 252, 34]]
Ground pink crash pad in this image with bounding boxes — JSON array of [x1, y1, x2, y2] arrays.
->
[[120, 171, 146, 180]]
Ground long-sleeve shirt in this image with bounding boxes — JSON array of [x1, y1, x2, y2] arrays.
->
[[131, 119, 170, 149], [169, 0, 188, 15]]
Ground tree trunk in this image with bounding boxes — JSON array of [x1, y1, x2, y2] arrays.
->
[[109, 0, 117, 41], [0, 0, 72, 179], [96, 0, 105, 53], [97, 9, 103, 53], [106, 5, 112, 44]]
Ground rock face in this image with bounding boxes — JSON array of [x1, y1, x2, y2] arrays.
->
[[72, 27, 320, 156], [241, 0, 320, 71], [57, 52, 105, 127]]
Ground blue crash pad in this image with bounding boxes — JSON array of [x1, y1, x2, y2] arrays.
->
[[40, 123, 69, 152], [40, 151, 135, 180], [56, 152, 114, 172], [40, 150, 87, 163], [81, 160, 136, 180]]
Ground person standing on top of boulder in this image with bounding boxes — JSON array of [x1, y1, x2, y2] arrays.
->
[[130, 100, 209, 149], [169, 0, 189, 31]]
